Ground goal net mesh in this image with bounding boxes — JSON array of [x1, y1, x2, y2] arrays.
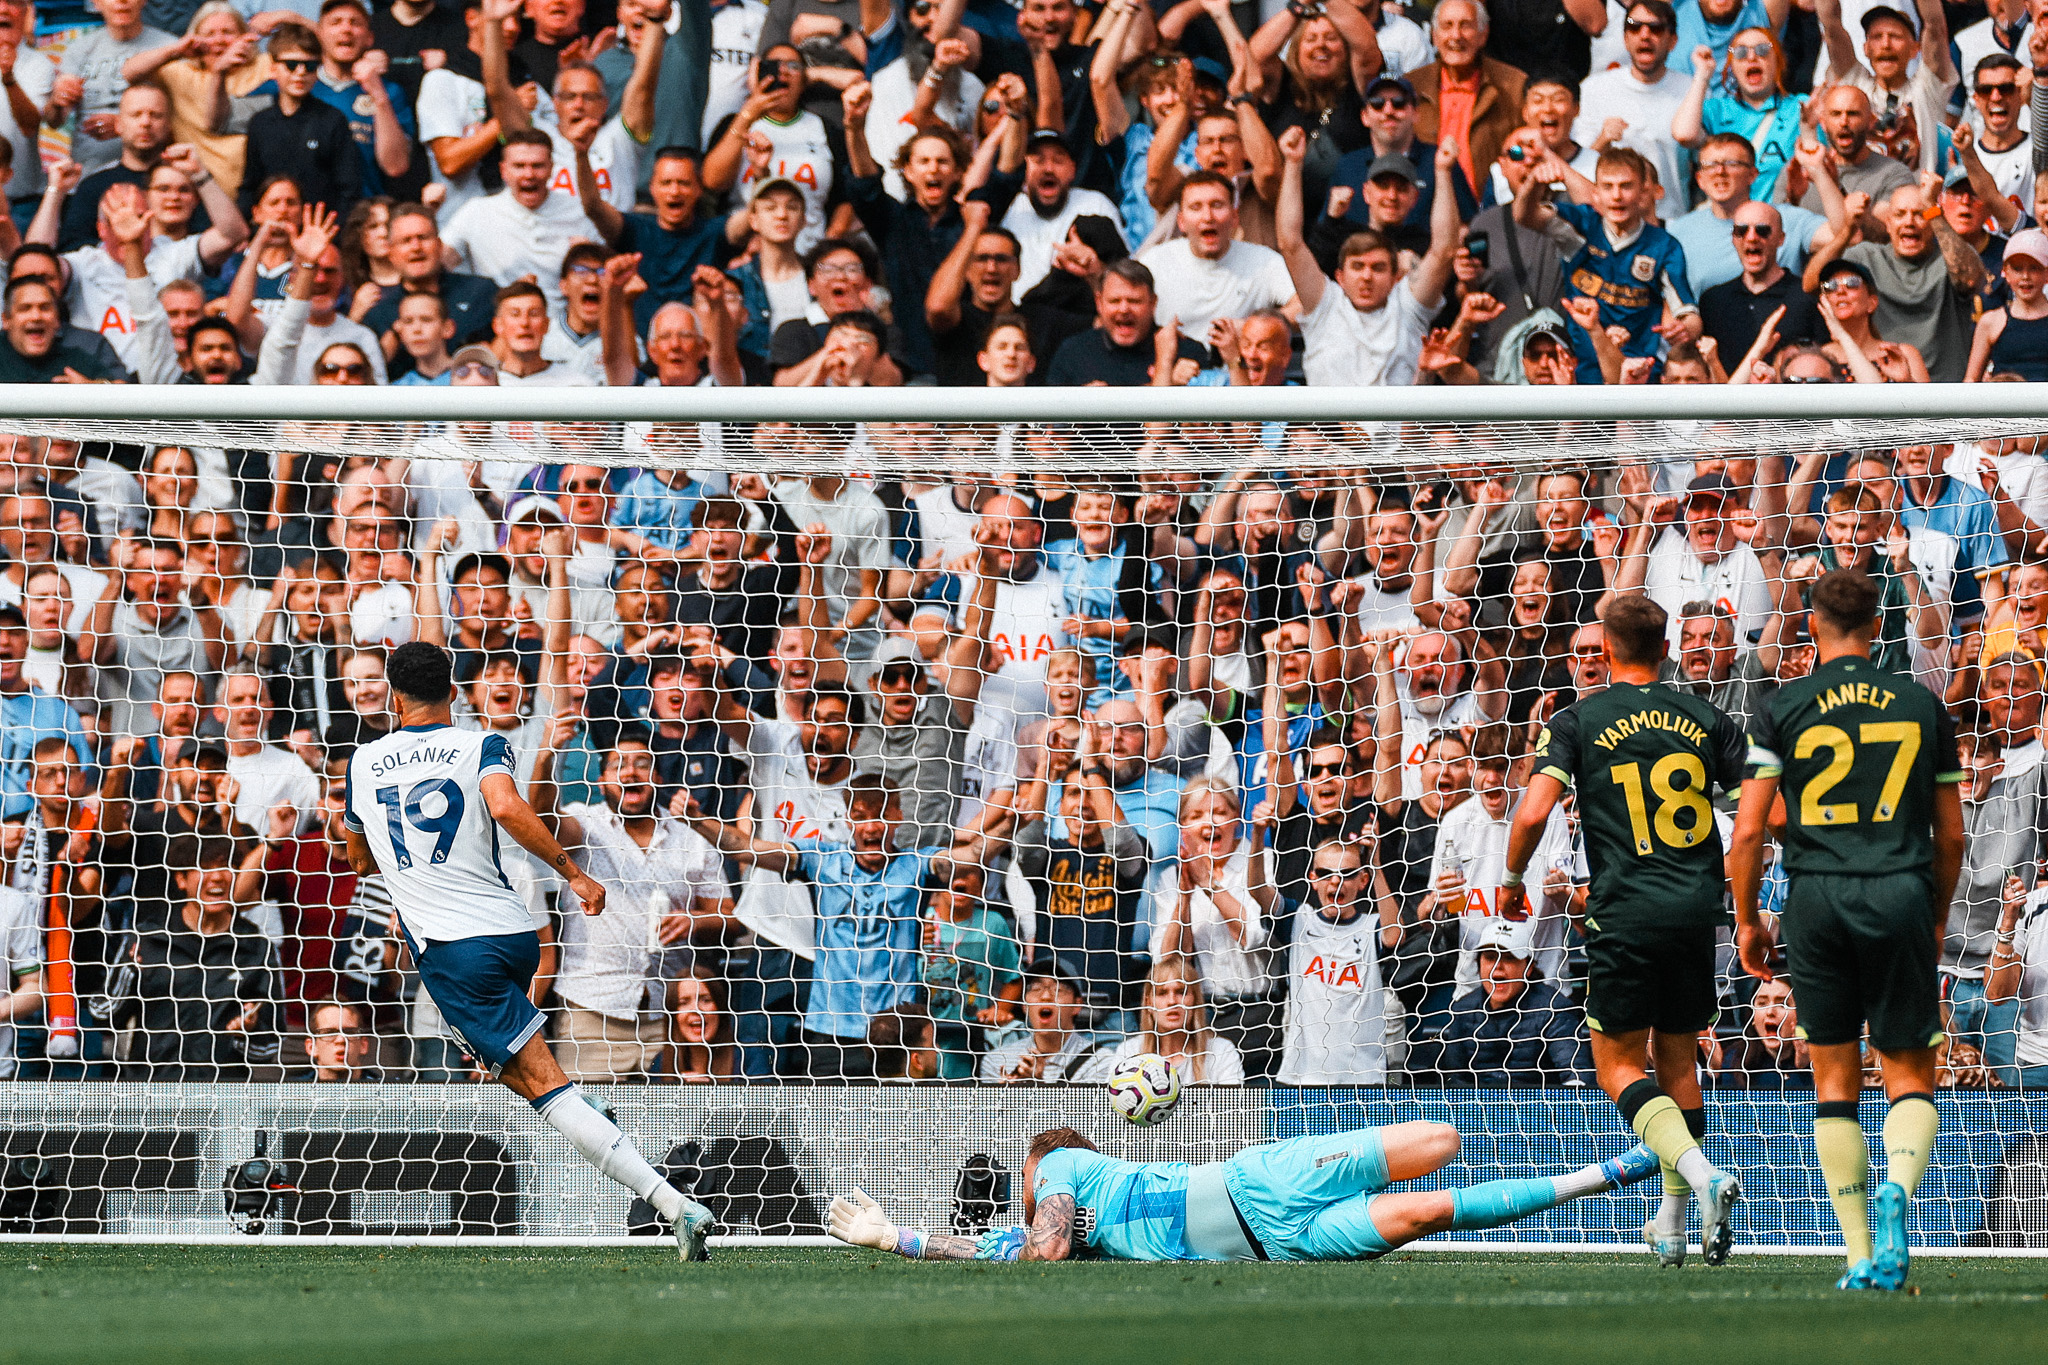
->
[[3, 398, 2047, 1251]]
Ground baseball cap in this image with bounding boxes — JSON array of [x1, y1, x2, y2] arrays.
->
[[1943, 165, 1978, 193], [754, 176, 804, 203], [1026, 128, 1074, 158], [507, 495, 567, 525], [1860, 4, 1917, 32], [868, 637, 928, 687], [1476, 919, 1533, 960], [188, 740, 231, 767], [1818, 257, 1876, 291], [1365, 74, 1416, 102], [1366, 154, 1419, 186], [1190, 56, 1230, 86], [1683, 471, 1738, 504], [449, 344, 500, 376], [2004, 228, 2048, 267]]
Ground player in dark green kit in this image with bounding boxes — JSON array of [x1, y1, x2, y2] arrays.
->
[[1728, 570, 1965, 1294], [1500, 596, 1746, 1269]]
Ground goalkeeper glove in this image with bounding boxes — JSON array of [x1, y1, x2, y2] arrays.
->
[[828, 1189, 900, 1252], [974, 1226, 1027, 1261]]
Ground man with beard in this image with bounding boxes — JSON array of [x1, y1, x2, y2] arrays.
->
[[1697, 201, 1828, 362], [1616, 471, 1772, 651], [1797, 85, 1913, 242], [1376, 627, 1506, 803], [1808, 184, 1982, 383], [690, 772, 942, 1076], [531, 716, 732, 1082], [1815, 0, 1955, 177], [1001, 130, 1125, 295], [970, 0, 1106, 195], [1276, 830, 1397, 1084], [855, 640, 963, 853], [926, 208, 1026, 387]]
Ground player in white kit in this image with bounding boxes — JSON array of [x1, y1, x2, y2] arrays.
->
[[343, 642, 717, 1259]]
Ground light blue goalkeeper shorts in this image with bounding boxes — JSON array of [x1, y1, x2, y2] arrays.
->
[[1222, 1128, 1396, 1262]]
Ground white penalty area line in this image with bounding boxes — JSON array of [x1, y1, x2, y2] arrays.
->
[[0, 1235, 2041, 1257]]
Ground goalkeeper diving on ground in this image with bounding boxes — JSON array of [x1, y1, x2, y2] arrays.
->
[[829, 1125, 1659, 1262]]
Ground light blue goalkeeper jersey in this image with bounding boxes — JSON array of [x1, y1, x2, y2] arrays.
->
[[1031, 1148, 1196, 1262]]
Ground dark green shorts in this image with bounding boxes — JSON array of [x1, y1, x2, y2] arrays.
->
[[1781, 870, 1944, 1052], [1584, 920, 1720, 1036]]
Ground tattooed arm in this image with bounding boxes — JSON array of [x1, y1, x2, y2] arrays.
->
[[1019, 1193, 1076, 1261]]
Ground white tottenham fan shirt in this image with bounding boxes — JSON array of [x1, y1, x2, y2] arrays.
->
[[344, 723, 537, 945], [748, 110, 835, 253], [553, 802, 728, 1019], [1431, 795, 1576, 994], [1277, 904, 1389, 1085], [1642, 528, 1771, 649], [543, 115, 640, 215], [63, 235, 205, 371]]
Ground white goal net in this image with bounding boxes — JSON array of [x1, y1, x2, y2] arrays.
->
[[2, 385, 2046, 1251]]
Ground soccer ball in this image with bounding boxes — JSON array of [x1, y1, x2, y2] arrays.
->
[[1106, 1053, 1182, 1126]]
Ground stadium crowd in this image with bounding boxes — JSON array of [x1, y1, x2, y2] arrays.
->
[[1, 0, 2048, 1088]]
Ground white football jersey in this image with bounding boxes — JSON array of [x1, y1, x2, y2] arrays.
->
[[344, 723, 536, 945]]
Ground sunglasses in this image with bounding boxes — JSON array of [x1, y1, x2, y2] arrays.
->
[[1819, 276, 1865, 293], [1623, 18, 1669, 32], [1366, 96, 1413, 111], [565, 262, 604, 277], [1310, 866, 1366, 880], [563, 479, 607, 492], [1783, 374, 1834, 384], [1976, 82, 2018, 97], [1307, 761, 1348, 777], [316, 361, 369, 379], [276, 57, 316, 72], [1731, 222, 1774, 238], [451, 362, 496, 379], [1727, 42, 1773, 60]]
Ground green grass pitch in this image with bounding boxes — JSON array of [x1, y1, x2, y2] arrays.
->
[[2, 1246, 2044, 1365]]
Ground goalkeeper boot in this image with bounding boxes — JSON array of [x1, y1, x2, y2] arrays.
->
[[1697, 1170, 1741, 1267], [1836, 1259, 1882, 1291], [674, 1197, 717, 1263], [1869, 1182, 1910, 1291], [1602, 1144, 1661, 1189], [1641, 1217, 1687, 1269]]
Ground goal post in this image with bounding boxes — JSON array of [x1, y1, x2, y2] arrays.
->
[[1, 384, 2045, 1251]]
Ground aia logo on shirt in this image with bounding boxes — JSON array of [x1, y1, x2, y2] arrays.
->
[[992, 632, 1056, 664], [1301, 954, 1368, 989], [772, 800, 825, 842], [98, 306, 131, 337], [553, 166, 609, 195]]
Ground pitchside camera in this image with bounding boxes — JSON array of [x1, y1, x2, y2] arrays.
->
[[224, 1132, 298, 1235]]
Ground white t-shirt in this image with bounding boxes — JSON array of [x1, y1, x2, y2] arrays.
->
[[1973, 133, 2036, 213], [1181, 844, 1276, 1000], [1002, 188, 1127, 294], [747, 110, 836, 254], [1277, 905, 1390, 1085], [1431, 796, 1576, 994], [1301, 275, 1435, 387], [417, 66, 560, 217], [290, 313, 389, 386], [702, 0, 769, 144], [910, 485, 981, 564], [1642, 529, 1772, 648], [543, 316, 608, 381], [771, 478, 893, 627], [228, 742, 321, 832], [959, 669, 1047, 827], [1572, 64, 1694, 223], [959, 564, 1071, 674], [1073, 1030, 1245, 1084], [1397, 681, 1481, 802], [63, 236, 206, 371], [555, 802, 728, 1019], [343, 724, 537, 943], [543, 115, 640, 215], [0, 44, 55, 198], [441, 189, 601, 310], [1350, 573, 1420, 633], [866, 58, 984, 205], [0, 881, 43, 1079], [1138, 238, 1296, 341]]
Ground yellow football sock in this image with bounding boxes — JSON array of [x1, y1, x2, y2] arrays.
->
[[1882, 1094, 1939, 1197], [1815, 1113, 1872, 1265]]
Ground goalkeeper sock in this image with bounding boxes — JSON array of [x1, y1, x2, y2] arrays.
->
[[532, 1083, 686, 1223], [1656, 1105, 1706, 1236], [1815, 1102, 1872, 1265], [1618, 1081, 1714, 1195], [1882, 1092, 1939, 1197], [1450, 1176, 1578, 1230]]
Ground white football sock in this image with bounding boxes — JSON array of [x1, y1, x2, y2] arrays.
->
[[1654, 1192, 1688, 1238], [1553, 1162, 1613, 1200], [1674, 1145, 1716, 1196], [534, 1084, 686, 1222]]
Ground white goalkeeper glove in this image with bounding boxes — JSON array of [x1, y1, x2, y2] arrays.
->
[[828, 1189, 900, 1252]]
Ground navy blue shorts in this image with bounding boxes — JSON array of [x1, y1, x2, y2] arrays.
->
[[416, 931, 545, 1077]]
